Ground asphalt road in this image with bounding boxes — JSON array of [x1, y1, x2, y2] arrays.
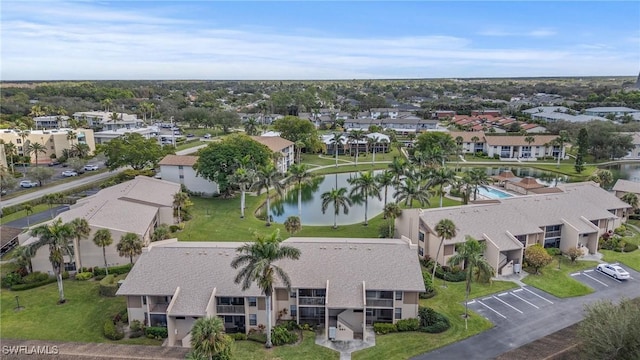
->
[[412, 265, 640, 360], [3, 205, 70, 229]]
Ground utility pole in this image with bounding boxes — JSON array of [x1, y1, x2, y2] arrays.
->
[[170, 116, 176, 148]]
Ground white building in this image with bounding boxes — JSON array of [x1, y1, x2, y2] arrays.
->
[[73, 111, 143, 131], [93, 126, 160, 144], [158, 155, 219, 196]]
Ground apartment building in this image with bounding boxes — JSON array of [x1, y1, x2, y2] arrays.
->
[[116, 237, 425, 347], [251, 136, 294, 173], [73, 111, 143, 131], [0, 128, 96, 165], [158, 155, 219, 196], [449, 131, 563, 159]]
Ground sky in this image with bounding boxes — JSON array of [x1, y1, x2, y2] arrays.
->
[[1, 1, 639, 80]]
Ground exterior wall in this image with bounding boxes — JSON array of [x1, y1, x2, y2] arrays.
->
[[127, 296, 145, 324], [0, 129, 96, 164], [483, 239, 501, 273], [399, 292, 419, 319], [559, 221, 580, 254], [160, 165, 219, 196], [169, 317, 196, 347], [395, 209, 422, 243], [157, 207, 174, 228]]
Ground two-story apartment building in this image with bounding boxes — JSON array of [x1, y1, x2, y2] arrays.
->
[[21, 176, 180, 273], [395, 182, 631, 276], [33, 115, 70, 129], [449, 131, 563, 160], [116, 237, 425, 347], [158, 155, 219, 196], [0, 128, 96, 164], [73, 111, 143, 131], [250, 136, 295, 173]]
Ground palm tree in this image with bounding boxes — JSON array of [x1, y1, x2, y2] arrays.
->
[[151, 224, 171, 242], [12, 245, 35, 274], [284, 216, 302, 235], [388, 157, 406, 188], [376, 170, 395, 212], [231, 229, 301, 348], [368, 135, 380, 165], [287, 163, 313, 220], [589, 169, 614, 189], [230, 167, 256, 218], [68, 218, 90, 271], [394, 177, 431, 207], [71, 143, 90, 158], [428, 167, 456, 207], [349, 130, 366, 166], [348, 171, 381, 226], [321, 187, 353, 229], [117, 233, 143, 264], [66, 130, 77, 147], [29, 104, 45, 119], [3, 142, 17, 173], [190, 316, 233, 360], [553, 130, 570, 168], [101, 98, 113, 112], [93, 229, 113, 275], [431, 219, 457, 283], [621, 192, 639, 211], [24, 204, 33, 226], [173, 191, 191, 223], [294, 140, 305, 164], [255, 164, 285, 226], [467, 168, 491, 201], [329, 133, 343, 167], [383, 202, 402, 237], [109, 112, 120, 129], [26, 142, 47, 167], [448, 236, 494, 329], [424, 146, 446, 168], [30, 218, 74, 303], [244, 117, 260, 136]]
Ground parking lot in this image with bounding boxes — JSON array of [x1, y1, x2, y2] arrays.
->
[[570, 263, 635, 291]]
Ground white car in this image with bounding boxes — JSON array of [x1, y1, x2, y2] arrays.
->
[[596, 263, 630, 280], [19, 180, 39, 188], [62, 170, 78, 177], [84, 164, 99, 171]]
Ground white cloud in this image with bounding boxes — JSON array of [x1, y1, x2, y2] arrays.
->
[[478, 27, 557, 37]]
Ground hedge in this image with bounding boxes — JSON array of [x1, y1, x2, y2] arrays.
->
[[99, 275, 119, 297], [145, 326, 168, 339], [11, 277, 57, 291], [418, 306, 450, 333], [396, 318, 420, 332], [103, 320, 124, 340], [373, 322, 398, 335], [93, 263, 132, 276], [75, 272, 94, 281], [247, 332, 267, 343], [271, 325, 298, 346], [230, 333, 247, 341]]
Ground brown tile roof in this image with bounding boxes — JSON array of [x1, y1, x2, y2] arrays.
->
[[513, 177, 545, 189], [158, 155, 198, 167], [449, 131, 486, 143], [485, 135, 558, 146], [251, 136, 294, 152]]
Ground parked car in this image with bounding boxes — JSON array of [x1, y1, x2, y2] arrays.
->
[[62, 170, 78, 177], [84, 164, 99, 171], [596, 263, 630, 280], [186, 133, 195, 138], [48, 160, 60, 166], [19, 180, 39, 188], [203, 133, 212, 139]]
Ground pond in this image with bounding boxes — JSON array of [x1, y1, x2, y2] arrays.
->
[[459, 166, 569, 186], [269, 171, 396, 226], [600, 163, 640, 184]]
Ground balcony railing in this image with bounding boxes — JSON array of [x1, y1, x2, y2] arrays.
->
[[366, 299, 393, 307], [150, 303, 169, 313], [216, 305, 245, 314], [298, 297, 326, 306]]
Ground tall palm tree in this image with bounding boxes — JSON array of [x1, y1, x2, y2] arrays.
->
[[244, 117, 260, 136], [431, 219, 457, 283], [71, 143, 90, 158], [368, 135, 380, 165], [383, 202, 402, 237], [173, 191, 191, 223], [553, 130, 570, 168], [428, 167, 456, 207], [424, 146, 446, 168], [255, 164, 285, 226], [448, 236, 494, 329], [68, 218, 91, 271], [24, 204, 33, 227], [231, 229, 301, 348], [348, 171, 381, 226], [93, 229, 113, 275], [101, 98, 113, 112], [329, 133, 343, 167], [26, 142, 47, 167], [468, 168, 491, 201], [190, 316, 233, 360], [66, 130, 77, 147], [294, 140, 305, 164], [3, 142, 17, 173], [230, 167, 256, 219], [287, 163, 313, 220], [117, 233, 143, 264], [394, 177, 431, 207], [321, 187, 353, 229], [388, 157, 406, 188], [349, 130, 366, 166], [376, 170, 395, 212], [30, 218, 74, 303]]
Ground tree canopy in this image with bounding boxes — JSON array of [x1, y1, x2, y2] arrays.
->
[[100, 132, 170, 170], [196, 134, 272, 194], [272, 116, 321, 152], [415, 132, 456, 156]]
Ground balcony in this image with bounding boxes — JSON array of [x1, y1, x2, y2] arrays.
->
[[366, 298, 393, 307], [299, 297, 326, 306], [216, 305, 245, 314], [150, 303, 169, 313]]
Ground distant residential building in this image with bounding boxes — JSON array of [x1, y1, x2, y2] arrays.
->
[[73, 111, 143, 131], [251, 136, 295, 173], [0, 226, 22, 257], [0, 128, 96, 165], [159, 155, 219, 196], [370, 108, 399, 119], [33, 115, 70, 129], [448, 131, 562, 159], [93, 126, 160, 144], [584, 107, 640, 118]]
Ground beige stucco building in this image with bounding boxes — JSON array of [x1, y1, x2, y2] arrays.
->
[[116, 237, 424, 347], [158, 155, 219, 196], [0, 128, 96, 165], [396, 182, 631, 276], [21, 176, 180, 273]]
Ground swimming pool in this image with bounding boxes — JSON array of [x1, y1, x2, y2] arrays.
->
[[477, 186, 513, 199]]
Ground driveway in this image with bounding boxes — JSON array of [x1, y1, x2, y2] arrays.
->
[[3, 206, 70, 229], [412, 264, 640, 360]]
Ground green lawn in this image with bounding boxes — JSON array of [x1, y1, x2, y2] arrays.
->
[[521, 258, 598, 298], [601, 249, 640, 271], [352, 280, 518, 360], [301, 148, 402, 167], [0, 204, 50, 225], [0, 280, 161, 345], [234, 331, 338, 360], [310, 163, 391, 175], [174, 140, 205, 151]]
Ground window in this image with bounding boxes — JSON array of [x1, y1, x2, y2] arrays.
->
[[64, 262, 76, 272], [290, 305, 297, 317], [16, 139, 21, 144], [395, 291, 403, 301], [179, 175, 184, 179], [418, 232, 424, 242], [50, 146, 54, 150], [395, 308, 402, 319], [176, 316, 185, 320], [142, 296, 147, 305], [249, 314, 257, 326], [290, 290, 297, 298], [178, 165, 183, 170], [248, 297, 257, 307], [418, 247, 424, 256]]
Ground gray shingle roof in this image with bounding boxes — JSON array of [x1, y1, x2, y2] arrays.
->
[[612, 179, 640, 194]]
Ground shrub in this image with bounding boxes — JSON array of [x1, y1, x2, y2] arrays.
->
[[271, 325, 298, 346], [546, 248, 562, 256], [94, 275, 105, 281], [2, 273, 23, 288], [614, 225, 627, 235], [493, 154, 500, 159], [373, 322, 398, 335], [169, 225, 181, 233], [103, 320, 124, 340], [420, 270, 436, 299], [11, 277, 57, 291], [75, 272, 94, 281], [396, 318, 420, 332], [62, 271, 69, 280], [93, 264, 132, 277], [623, 243, 638, 252], [130, 320, 143, 332], [230, 333, 247, 341], [145, 326, 168, 339], [99, 275, 119, 297], [247, 332, 267, 343], [23, 272, 50, 284], [419, 306, 450, 333], [565, 247, 584, 262], [435, 265, 466, 282]]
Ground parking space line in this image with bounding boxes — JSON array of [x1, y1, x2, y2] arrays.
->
[[513, 289, 523, 293], [477, 300, 507, 319], [468, 300, 476, 305], [570, 272, 580, 276], [510, 292, 539, 309], [493, 295, 523, 314], [582, 272, 608, 287], [584, 269, 594, 273], [482, 297, 492, 301], [522, 287, 553, 304], [593, 270, 622, 283], [497, 292, 509, 297]]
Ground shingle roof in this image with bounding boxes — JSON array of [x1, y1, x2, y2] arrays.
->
[[251, 136, 294, 152], [612, 179, 640, 194], [449, 131, 486, 143], [159, 155, 198, 167], [1, 226, 23, 249]]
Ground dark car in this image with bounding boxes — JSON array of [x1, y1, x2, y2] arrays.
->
[[48, 160, 61, 166]]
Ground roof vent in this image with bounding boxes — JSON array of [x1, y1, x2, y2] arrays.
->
[[185, 252, 190, 255]]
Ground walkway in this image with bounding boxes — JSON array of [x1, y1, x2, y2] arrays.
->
[[315, 327, 376, 360]]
